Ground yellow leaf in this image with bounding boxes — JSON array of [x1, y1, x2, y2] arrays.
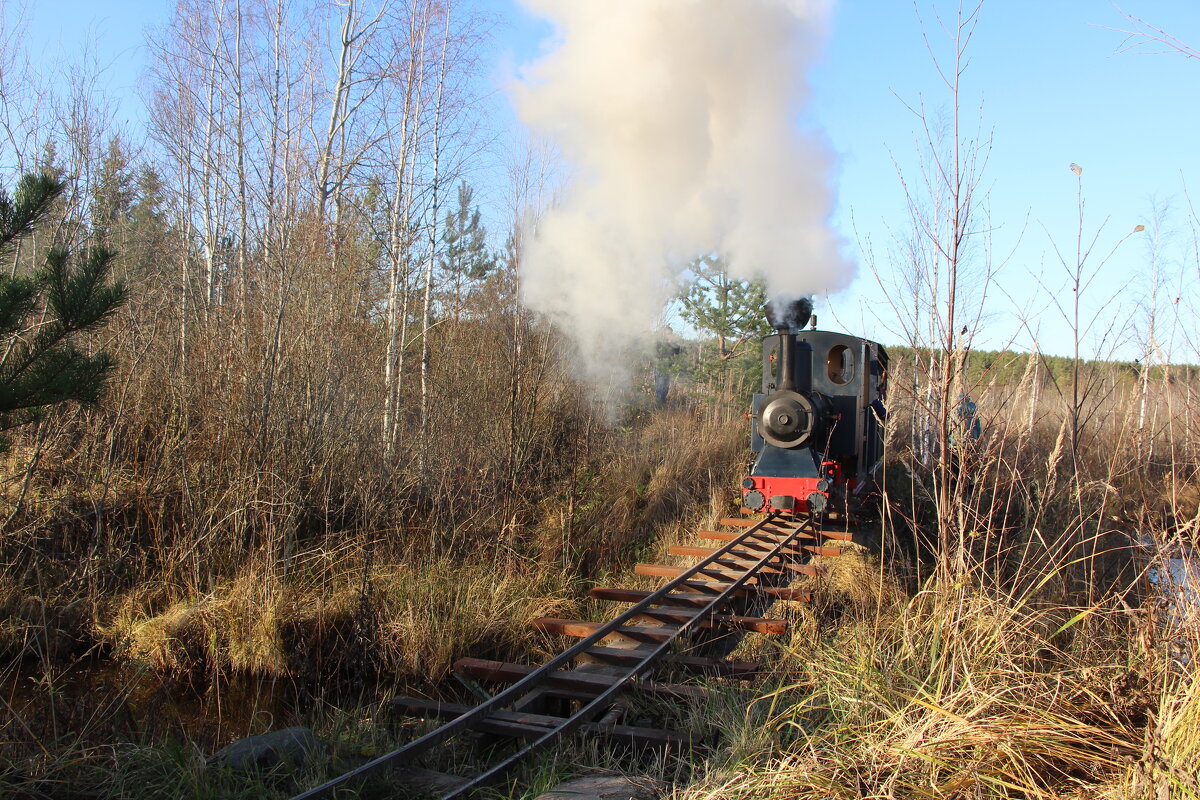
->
[[1134, 225, 1145, 232], [1069, 162, 1083, 175]]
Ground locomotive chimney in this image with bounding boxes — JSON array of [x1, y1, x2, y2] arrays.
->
[[766, 297, 813, 331], [776, 328, 796, 392], [766, 297, 812, 393]]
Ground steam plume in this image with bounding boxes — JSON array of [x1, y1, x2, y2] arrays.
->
[[512, 0, 852, 382]]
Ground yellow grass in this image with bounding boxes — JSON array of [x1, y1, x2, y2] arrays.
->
[[679, 549, 1200, 800], [100, 555, 581, 685]]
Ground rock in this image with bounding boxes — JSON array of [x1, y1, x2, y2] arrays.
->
[[534, 775, 664, 800], [208, 726, 326, 773]]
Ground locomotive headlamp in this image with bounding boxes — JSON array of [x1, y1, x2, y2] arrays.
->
[[807, 492, 828, 513], [742, 478, 756, 490], [816, 479, 829, 492]]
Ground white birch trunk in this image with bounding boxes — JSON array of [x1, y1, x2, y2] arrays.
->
[[419, 4, 452, 473]]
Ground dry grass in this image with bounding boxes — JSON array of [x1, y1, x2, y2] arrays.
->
[[97, 552, 579, 686], [675, 546, 1199, 800], [0, 392, 747, 798], [0, 398, 744, 693]]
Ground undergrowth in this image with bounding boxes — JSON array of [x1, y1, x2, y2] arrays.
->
[[0, 397, 746, 798], [677, 547, 1199, 800]]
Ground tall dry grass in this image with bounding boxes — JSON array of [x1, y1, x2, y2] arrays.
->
[[0, 341, 750, 796], [677, 547, 1198, 800], [881, 352, 1197, 590], [2, 392, 745, 669]]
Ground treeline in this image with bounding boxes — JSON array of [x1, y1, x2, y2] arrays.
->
[[886, 345, 1199, 391], [662, 331, 1200, 407]]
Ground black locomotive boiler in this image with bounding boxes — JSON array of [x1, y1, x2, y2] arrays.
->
[[742, 298, 888, 516]]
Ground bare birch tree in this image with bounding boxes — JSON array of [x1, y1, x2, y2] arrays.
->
[[418, 3, 453, 473], [886, 1, 993, 568], [382, 2, 434, 455]]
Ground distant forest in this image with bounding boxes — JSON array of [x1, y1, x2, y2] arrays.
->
[[660, 334, 1199, 400]]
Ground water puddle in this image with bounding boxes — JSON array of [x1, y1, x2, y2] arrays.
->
[[2, 655, 302, 751], [1149, 550, 1199, 620]]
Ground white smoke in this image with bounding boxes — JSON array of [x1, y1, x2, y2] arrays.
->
[[511, 0, 852, 383]]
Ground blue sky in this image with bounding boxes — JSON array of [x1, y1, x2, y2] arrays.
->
[[23, 0, 1200, 360], [810, 1, 1200, 361]]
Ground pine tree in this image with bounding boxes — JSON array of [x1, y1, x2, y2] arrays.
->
[[90, 136, 136, 246], [440, 182, 495, 319], [126, 165, 173, 282], [678, 254, 771, 381], [0, 171, 128, 451]]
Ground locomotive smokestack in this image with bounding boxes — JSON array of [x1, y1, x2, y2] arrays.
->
[[766, 297, 811, 393], [766, 297, 814, 331], [777, 329, 796, 392]]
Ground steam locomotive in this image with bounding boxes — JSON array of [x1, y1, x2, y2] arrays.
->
[[742, 298, 888, 516]]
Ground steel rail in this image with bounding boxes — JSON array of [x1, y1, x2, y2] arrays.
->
[[289, 512, 802, 800]]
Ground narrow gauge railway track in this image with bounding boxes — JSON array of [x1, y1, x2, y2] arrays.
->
[[290, 510, 852, 800]]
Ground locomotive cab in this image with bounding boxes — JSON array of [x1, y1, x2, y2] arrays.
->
[[743, 299, 887, 516]]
